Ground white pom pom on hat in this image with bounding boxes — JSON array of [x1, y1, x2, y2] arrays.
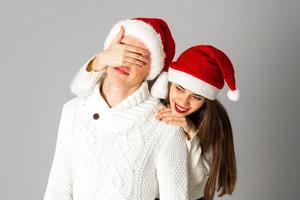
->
[[150, 71, 169, 99], [227, 89, 240, 101]]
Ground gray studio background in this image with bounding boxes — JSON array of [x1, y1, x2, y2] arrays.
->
[[1, 0, 299, 199]]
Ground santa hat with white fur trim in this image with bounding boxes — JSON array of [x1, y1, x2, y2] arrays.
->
[[70, 17, 175, 98], [167, 45, 240, 101]]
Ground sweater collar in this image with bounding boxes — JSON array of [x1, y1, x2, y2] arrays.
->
[[88, 80, 150, 111], [83, 80, 153, 133]]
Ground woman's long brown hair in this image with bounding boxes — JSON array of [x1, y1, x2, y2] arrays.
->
[[188, 99, 237, 200], [157, 81, 237, 199]]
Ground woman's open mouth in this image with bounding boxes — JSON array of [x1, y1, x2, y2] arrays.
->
[[174, 103, 189, 114]]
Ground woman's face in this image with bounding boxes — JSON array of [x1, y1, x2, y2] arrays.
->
[[169, 83, 206, 117]]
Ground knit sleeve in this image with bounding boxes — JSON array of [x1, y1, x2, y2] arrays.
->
[[44, 101, 76, 200], [70, 56, 104, 97], [156, 128, 189, 200]]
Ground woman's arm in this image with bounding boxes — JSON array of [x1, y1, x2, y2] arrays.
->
[[70, 56, 104, 97], [44, 101, 76, 200]]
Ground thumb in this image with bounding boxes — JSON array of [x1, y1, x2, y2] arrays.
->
[[111, 26, 125, 45]]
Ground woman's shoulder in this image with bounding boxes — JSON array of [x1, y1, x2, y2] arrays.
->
[[64, 96, 84, 106]]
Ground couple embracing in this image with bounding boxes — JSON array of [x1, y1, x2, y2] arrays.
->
[[44, 17, 238, 200]]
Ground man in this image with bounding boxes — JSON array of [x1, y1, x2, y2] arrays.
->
[[44, 18, 189, 200]]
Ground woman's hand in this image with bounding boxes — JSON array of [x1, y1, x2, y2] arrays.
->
[[156, 106, 197, 140], [87, 26, 151, 72]]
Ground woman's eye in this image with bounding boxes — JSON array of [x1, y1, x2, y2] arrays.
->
[[192, 96, 203, 101], [175, 85, 183, 91]]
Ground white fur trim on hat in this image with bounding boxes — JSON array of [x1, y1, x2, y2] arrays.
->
[[103, 19, 165, 80], [150, 71, 169, 99], [168, 67, 220, 100]]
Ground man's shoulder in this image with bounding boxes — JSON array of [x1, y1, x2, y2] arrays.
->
[[147, 112, 183, 139], [61, 96, 87, 113], [153, 120, 186, 154], [143, 96, 161, 107], [158, 122, 184, 139]]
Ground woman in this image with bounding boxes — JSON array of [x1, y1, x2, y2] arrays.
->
[[155, 44, 239, 200]]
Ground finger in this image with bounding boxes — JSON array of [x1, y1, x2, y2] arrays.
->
[[157, 107, 172, 113], [111, 26, 125, 45], [159, 115, 181, 122], [156, 106, 167, 113], [121, 38, 150, 56], [156, 111, 172, 119], [124, 52, 150, 64], [161, 116, 187, 126], [161, 118, 186, 127], [123, 57, 145, 67], [154, 105, 167, 115], [124, 44, 150, 56], [157, 112, 176, 120], [156, 107, 172, 116], [122, 61, 144, 69], [166, 120, 186, 127]]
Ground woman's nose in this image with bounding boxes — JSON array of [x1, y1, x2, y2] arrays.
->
[[180, 94, 190, 107]]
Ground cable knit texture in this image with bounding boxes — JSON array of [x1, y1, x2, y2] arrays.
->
[[69, 63, 215, 200], [71, 63, 213, 200], [44, 81, 189, 200]]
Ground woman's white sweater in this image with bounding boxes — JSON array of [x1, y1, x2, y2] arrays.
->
[[44, 82, 189, 200], [186, 137, 213, 200]]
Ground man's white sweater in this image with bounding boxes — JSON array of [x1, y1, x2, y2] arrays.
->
[[44, 82, 189, 200]]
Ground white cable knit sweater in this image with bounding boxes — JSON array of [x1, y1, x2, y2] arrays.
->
[[69, 61, 214, 200], [44, 81, 189, 200]]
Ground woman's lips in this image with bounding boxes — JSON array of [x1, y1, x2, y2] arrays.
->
[[174, 103, 189, 114], [114, 67, 130, 75]]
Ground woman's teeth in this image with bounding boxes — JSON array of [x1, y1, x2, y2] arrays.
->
[[175, 103, 189, 113]]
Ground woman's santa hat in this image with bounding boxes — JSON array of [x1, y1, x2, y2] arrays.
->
[[165, 45, 240, 101], [70, 17, 175, 98]]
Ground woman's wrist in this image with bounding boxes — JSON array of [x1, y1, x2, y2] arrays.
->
[[183, 121, 197, 140], [86, 52, 107, 72], [186, 128, 197, 140]]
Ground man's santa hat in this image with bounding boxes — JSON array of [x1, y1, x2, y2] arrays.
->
[[70, 17, 175, 98], [162, 45, 240, 101]]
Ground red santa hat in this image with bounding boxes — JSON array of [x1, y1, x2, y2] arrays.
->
[[166, 45, 240, 101], [70, 17, 175, 98]]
